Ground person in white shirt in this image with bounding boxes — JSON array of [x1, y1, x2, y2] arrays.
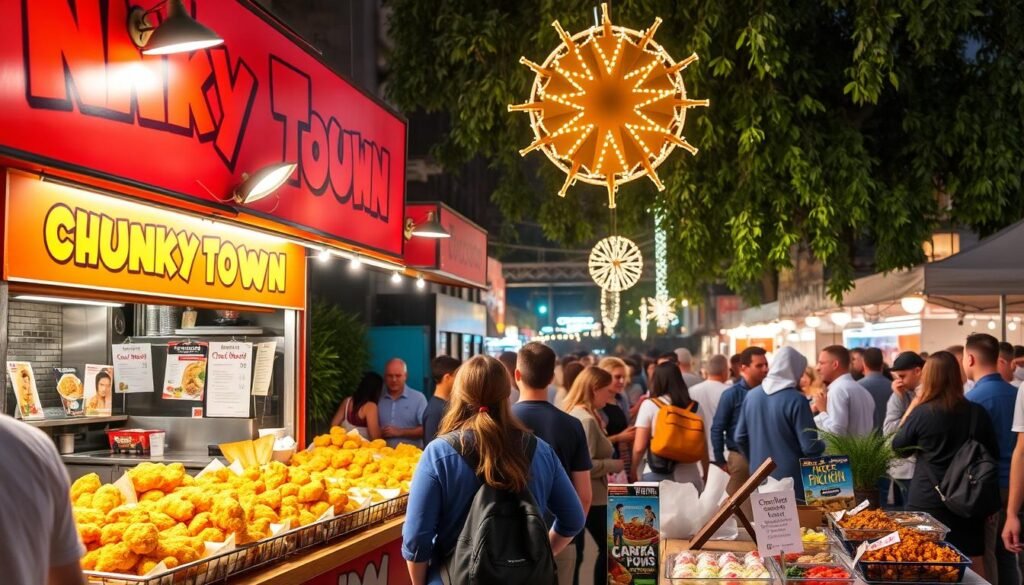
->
[[812, 345, 875, 437], [0, 414, 85, 585], [688, 355, 731, 459]]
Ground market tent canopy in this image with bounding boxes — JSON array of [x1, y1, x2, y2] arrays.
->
[[841, 218, 1024, 312]]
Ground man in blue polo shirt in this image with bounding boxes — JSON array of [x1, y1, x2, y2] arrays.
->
[[378, 358, 428, 449], [964, 333, 1020, 584]]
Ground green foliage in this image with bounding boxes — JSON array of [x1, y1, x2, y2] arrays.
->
[[817, 429, 899, 490], [307, 302, 370, 436], [384, 0, 1024, 300]]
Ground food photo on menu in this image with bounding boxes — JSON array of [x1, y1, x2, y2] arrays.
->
[[53, 366, 84, 416], [7, 361, 44, 419], [163, 341, 208, 401], [83, 364, 114, 416]]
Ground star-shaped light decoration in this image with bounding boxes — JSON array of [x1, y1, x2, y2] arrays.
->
[[510, 3, 708, 208], [646, 295, 677, 330], [589, 235, 643, 292]]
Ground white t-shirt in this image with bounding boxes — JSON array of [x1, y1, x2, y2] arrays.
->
[[635, 396, 704, 487], [0, 415, 83, 585], [687, 380, 729, 457], [1013, 387, 1024, 432]]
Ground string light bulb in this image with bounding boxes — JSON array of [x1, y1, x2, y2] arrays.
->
[[350, 256, 362, 271], [317, 248, 331, 263], [391, 271, 402, 284], [510, 2, 707, 208], [416, 275, 426, 289]]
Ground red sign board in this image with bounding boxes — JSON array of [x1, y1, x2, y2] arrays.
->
[[302, 538, 409, 585], [404, 203, 488, 288], [0, 0, 406, 260]]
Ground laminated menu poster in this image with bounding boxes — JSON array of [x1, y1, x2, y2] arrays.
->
[[7, 361, 44, 420], [112, 343, 155, 394], [53, 367, 84, 416], [84, 365, 114, 416], [608, 483, 659, 585], [163, 341, 208, 401], [799, 455, 856, 512], [206, 341, 253, 418]]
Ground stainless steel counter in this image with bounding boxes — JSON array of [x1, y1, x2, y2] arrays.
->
[[26, 415, 127, 429], [62, 449, 217, 468]]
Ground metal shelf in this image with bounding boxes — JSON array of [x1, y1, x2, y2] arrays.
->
[[24, 415, 127, 429]]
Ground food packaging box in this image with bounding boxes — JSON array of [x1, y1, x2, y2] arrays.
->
[[107, 428, 162, 455], [609, 483, 660, 585]]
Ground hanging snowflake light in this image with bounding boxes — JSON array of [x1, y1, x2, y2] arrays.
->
[[510, 3, 708, 208], [639, 301, 649, 342], [601, 288, 620, 330], [589, 235, 643, 292], [646, 296, 677, 330]]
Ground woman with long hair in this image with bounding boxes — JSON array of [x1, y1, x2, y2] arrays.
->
[[554, 361, 585, 408], [563, 366, 621, 585], [330, 372, 383, 440], [892, 351, 999, 576], [403, 355, 584, 585], [597, 357, 637, 475], [630, 362, 707, 487]]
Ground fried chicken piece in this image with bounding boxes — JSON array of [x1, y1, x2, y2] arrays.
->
[[160, 523, 190, 538], [73, 507, 105, 526], [105, 504, 138, 524], [288, 467, 311, 485], [195, 527, 226, 543], [70, 473, 102, 502], [308, 501, 331, 517], [148, 511, 177, 531], [129, 462, 164, 493], [81, 549, 100, 571], [123, 523, 160, 555], [155, 536, 201, 565], [327, 489, 349, 513], [298, 510, 317, 526], [92, 484, 124, 514], [137, 558, 162, 576], [188, 512, 213, 536], [212, 496, 245, 534], [298, 480, 324, 503], [157, 494, 196, 523], [282, 495, 298, 508], [74, 492, 94, 508], [280, 482, 300, 497], [95, 542, 139, 573], [139, 489, 165, 503], [256, 488, 282, 510], [253, 504, 279, 523], [100, 522, 128, 545], [78, 523, 102, 545]]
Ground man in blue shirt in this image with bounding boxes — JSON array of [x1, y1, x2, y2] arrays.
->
[[379, 358, 428, 448], [964, 334, 1020, 584], [710, 346, 768, 514]]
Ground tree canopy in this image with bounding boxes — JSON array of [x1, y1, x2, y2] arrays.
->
[[384, 0, 1024, 300]]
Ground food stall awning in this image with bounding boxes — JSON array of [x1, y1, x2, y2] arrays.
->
[[840, 268, 923, 309], [404, 202, 488, 289], [921, 218, 1024, 311]]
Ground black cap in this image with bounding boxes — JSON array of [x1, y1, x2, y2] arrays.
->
[[891, 351, 925, 371]]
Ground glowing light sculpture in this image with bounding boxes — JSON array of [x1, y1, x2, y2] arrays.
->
[[601, 289, 620, 331], [589, 235, 643, 292], [510, 3, 707, 208]]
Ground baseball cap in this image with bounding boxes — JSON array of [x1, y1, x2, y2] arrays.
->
[[891, 351, 925, 371]]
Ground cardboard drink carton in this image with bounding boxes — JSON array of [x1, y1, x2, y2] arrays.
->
[[608, 483, 659, 585]]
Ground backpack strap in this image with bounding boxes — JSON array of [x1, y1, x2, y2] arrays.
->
[[967, 404, 979, 440], [688, 401, 699, 413]]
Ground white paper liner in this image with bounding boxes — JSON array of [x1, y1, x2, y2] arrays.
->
[[227, 459, 245, 476], [113, 471, 138, 504], [195, 458, 227, 478]]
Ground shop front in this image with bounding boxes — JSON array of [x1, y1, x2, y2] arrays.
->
[[0, 0, 414, 582]]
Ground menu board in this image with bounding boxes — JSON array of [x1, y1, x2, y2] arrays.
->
[[84, 364, 114, 416], [162, 342, 208, 401], [206, 342, 253, 418], [800, 455, 856, 512], [7, 361, 44, 420], [251, 341, 277, 397], [53, 367, 85, 416], [112, 343, 155, 394]]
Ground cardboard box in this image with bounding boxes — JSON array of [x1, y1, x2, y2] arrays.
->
[[609, 483, 660, 585]]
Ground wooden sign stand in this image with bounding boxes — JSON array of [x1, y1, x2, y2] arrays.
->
[[689, 458, 777, 549]]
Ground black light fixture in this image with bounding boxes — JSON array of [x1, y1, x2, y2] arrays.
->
[[233, 163, 297, 205], [403, 211, 451, 239], [129, 0, 224, 56]]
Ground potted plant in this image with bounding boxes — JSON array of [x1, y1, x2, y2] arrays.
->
[[307, 301, 370, 438], [815, 429, 900, 508]]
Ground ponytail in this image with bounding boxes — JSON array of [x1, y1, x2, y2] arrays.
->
[[438, 355, 531, 492]]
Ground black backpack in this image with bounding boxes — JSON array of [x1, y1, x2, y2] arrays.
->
[[923, 406, 1001, 518], [440, 432, 557, 585]]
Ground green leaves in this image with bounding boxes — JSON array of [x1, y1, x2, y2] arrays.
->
[[384, 0, 1024, 301], [307, 302, 370, 437]]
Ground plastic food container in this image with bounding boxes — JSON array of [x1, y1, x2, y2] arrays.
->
[[665, 551, 773, 584], [107, 429, 162, 455], [829, 511, 950, 543], [844, 540, 971, 583], [769, 554, 856, 585]]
